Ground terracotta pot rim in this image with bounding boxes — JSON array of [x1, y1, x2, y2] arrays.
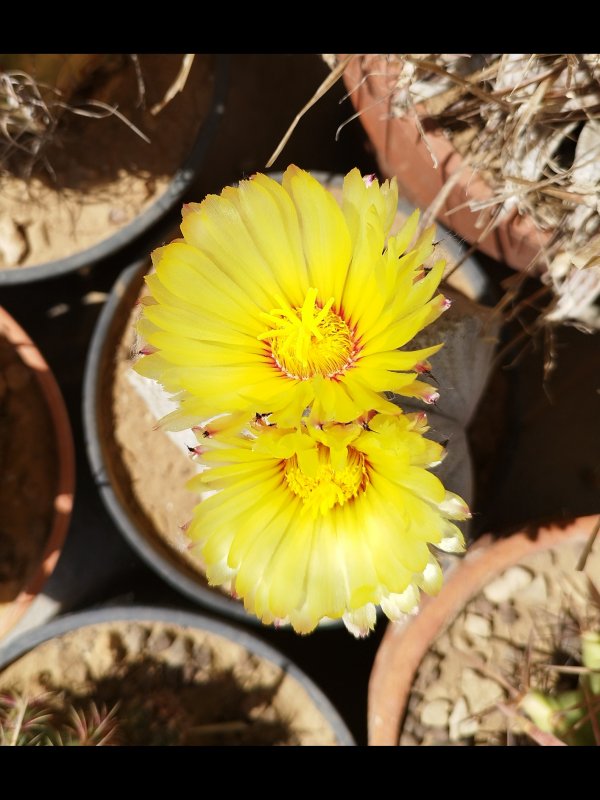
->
[[0, 604, 355, 746], [340, 54, 554, 272], [0, 306, 75, 640], [367, 513, 600, 746]]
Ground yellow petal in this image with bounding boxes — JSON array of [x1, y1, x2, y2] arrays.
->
[[282, 165, 352, 302]]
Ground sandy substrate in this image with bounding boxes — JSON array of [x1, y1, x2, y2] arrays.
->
[[0, 619, 338, 745], [110, 295, 204, 577]]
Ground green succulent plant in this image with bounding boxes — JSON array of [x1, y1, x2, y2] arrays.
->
[[520, 630, 600, 746]]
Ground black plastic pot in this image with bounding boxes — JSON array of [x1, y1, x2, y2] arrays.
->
[[0, 55, 229, 286], [0, 604, 355, 745]]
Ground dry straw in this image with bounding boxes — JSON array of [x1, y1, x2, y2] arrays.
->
[[0, 54, 195, 174], [318, 54, 600, 330]]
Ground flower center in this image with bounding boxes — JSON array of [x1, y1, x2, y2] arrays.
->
[[284, 444, 368, 516], [258, 288, 357, 379]]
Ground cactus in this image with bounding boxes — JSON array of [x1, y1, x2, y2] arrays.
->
[[0, 691, 119, 746], [520, 630, 600, 746]]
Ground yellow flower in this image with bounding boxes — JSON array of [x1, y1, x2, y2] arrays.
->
[[186, 412, 469, 636], [135, 166, 449, 431]]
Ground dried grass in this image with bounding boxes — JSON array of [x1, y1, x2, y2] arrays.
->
[[328, 54, 600, 329], [0, 70, 61, 167], [0, 54, 193, 177]]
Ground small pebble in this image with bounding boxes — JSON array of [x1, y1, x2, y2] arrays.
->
[[192, 643, 212, 671], [483, 566, 533, 604], [449, 697, 477, 741], [464, 612, 492, 639], [421, 698, 451, 728], [109, 207, 129, 225], [122, 624, 150, 654], [517, 574, 548, 604], [147, 628, 176, 653], [461, 667, 504, 714], [0, 217, 27, 267], [498, 603, 519, 624]]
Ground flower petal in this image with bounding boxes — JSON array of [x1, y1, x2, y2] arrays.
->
[[282, 165, 352, 302]]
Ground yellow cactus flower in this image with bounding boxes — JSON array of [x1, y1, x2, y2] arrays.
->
[[135, 166, 449, 431], [186, 411, 469, 636]]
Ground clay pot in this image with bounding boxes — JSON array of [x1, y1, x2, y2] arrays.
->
[[0, 55, 229, 286], [367, 514, 600, 745], [340, 54, 552, 272], [0, 605, 354, 745], [0, 307, 75, 640]]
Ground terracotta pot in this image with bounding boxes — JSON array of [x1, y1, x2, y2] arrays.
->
[[368, 514, 600, 745], [340, 54, 552, 273], [0, 307, 75, 640]]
